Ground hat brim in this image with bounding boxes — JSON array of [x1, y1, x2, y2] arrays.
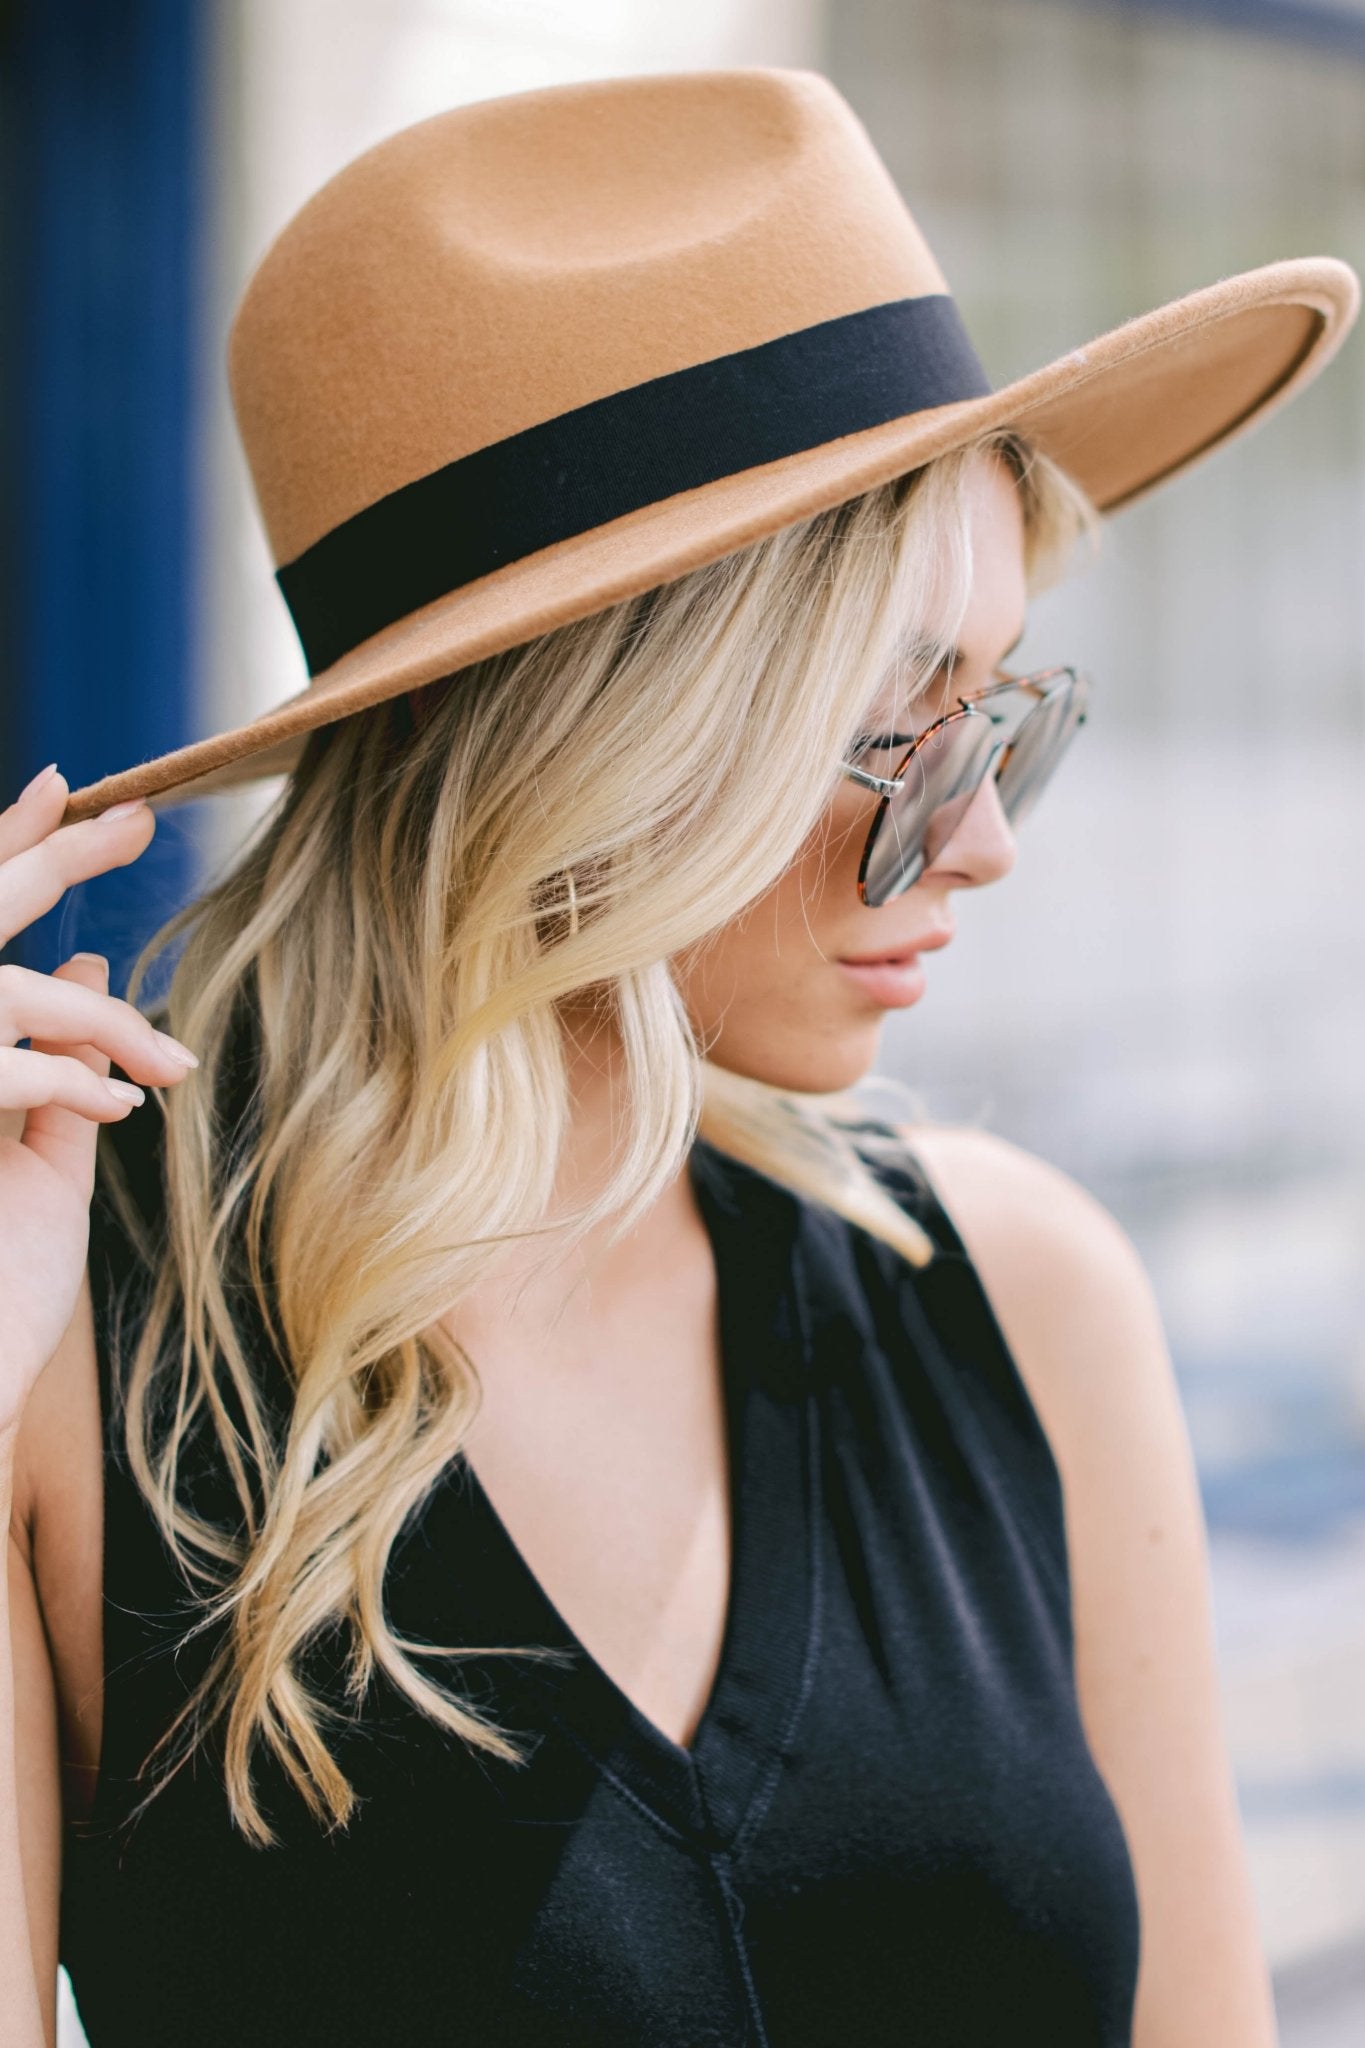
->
[[61, 254, 1359, 823]]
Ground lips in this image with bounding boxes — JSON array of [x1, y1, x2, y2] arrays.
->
[[838, 925, 955, 966]]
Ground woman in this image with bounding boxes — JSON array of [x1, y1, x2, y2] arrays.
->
[[2, 67, 1358, 2048]]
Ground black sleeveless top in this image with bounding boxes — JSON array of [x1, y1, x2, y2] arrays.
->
[[61, 1051, 1141, 2046]]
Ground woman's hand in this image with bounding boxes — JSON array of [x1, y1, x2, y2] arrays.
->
[[0, 765, 199, 1437]]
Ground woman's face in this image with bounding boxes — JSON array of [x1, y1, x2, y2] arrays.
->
[[671, 452, 1029, 1094]]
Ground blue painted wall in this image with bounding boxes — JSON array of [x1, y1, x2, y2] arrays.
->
[[1, 0, 207, 992]]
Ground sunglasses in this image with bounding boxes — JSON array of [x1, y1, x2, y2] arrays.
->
[[840, 664, 1090, 907]]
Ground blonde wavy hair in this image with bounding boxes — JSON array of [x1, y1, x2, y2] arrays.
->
[[102, 425, 1099, 1844]]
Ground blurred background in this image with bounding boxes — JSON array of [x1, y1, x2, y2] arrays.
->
[[3, 2, 1364, 2041]]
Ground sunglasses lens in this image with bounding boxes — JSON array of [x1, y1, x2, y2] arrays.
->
[[860, 715, 1003, 908], [995, 680, 1084, 831], [858, 674, 1086, 907]]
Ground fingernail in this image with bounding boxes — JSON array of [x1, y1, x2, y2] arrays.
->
[[99, 797, 149, 822], [106, 1079, 145, 1105], [21, 761, 59, 799], [70, 952, 109, 973], [152, 1028, 198, 1068]]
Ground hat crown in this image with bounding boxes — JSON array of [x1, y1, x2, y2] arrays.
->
[[227, 68, 949, 566]]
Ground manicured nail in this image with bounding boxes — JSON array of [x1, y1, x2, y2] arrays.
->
[[21, 762, 59, 800], [106, 1079, 145, 1105], [99, 798, 149, 822], [152, 1028, 198, 1068]]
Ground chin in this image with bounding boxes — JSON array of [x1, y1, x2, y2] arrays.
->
[[705, 1025, 882, 1095]]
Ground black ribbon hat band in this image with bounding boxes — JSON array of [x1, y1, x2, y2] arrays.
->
[[276, 293, 993, 678]]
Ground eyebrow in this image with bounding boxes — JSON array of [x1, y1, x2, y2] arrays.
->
[[908, 622, 1027, 675], [855, 623, 1029, 747]]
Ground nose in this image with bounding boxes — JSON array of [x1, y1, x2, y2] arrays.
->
[[922, 767, 1017, 886]]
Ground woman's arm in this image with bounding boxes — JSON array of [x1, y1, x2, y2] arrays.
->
[[2, 1432, 57, 2048], [2, 1261, 104, 2048], [902, 1122, 1278, 2048]]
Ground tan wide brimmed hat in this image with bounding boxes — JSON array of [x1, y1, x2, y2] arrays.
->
[[61, 65, 1360, 823]]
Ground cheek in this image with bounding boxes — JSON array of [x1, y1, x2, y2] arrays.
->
[[668, 798, 883, 1089], [675, 924, 882, 1091], [779, 789, 872, 918], [683, 796, 866, 991]]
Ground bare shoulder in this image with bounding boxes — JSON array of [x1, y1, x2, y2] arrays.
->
[[897, 1121, 1278, 2046], [897, 1116, 1144, 1287], [893, 1120, 1165, 1485]]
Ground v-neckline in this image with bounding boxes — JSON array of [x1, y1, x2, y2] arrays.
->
[[450, 1136, 822, 1849]]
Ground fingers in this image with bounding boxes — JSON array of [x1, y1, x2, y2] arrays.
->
[[0, 765, 197, 1195], [12, 954, 153, 1197], [0, 766, 157, 954], [0, 957, 198, 1086]]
